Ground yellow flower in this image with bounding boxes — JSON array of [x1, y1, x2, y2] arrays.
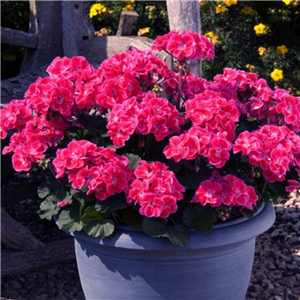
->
[[101, 28, 111, 35], [246, 64, 256, 71], [125, 0, 135, 3], [296, 90, 300, 95], [3, 54, 16, 62], [258, 47, 267, 56], [270, 69, 284, 82], [138, 27, 150, 36], [89, 3, 107, 18], [282, 0, 292, 5], [254, 23, 268, 35], [205, 31, 219, 44], [146, 5, 156, 11], [215, 5, 227, 14], [241, 6, 255, 16], [223, 0, 237, 7], [276, 45, 288, 55], [123, 4, 134, 11], [145, 5, 156, 19]]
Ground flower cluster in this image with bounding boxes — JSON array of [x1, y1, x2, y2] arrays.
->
[[89, 3, 108, 18], [152, 30, 214, 62], [127, 161, 185, 218], [164, 90, 240, 168], [1, 102, 65, 172], [210, 68, 300, 131], [53, 140, 132, 200], [0, 99, 32, 139], [1, 29, 299, 245], [193, 171, 258, 209], [107, 93, 184, 147], [234, 125, 300, 182]]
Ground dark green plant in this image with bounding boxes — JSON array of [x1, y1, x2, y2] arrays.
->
[[1, 1, 29, 79], [200, 1, 300, 93]]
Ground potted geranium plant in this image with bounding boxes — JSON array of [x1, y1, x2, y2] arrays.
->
[[1, 30, 299, 300]]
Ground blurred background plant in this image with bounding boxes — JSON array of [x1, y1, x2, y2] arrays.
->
[[89, 1, 168, 38], [199, 0, 300, 94], [1, 1, 29, 79], [1, 0, 299, 94]]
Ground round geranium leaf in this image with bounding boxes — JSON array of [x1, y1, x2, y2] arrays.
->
[[83, 219, 115, 238], [38, 198, 60, 220], [82, 206, 115, 237], [123, 207, 143, 230], [37, 183, 51, 199], [165, 225, 190, 246], [142, 217, 168, 237], [57, 210, 83, 232]]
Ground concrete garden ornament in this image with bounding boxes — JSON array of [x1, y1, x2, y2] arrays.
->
[[1, 30, 299, 300]]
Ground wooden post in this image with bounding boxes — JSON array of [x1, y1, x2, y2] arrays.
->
[[166, 0, 201, 77], [116, 11, 139, 36], [1, 209, 45, 251], [21, 1, 63, 72], [62, 1, 95, 57], [2, 239, 75, 275]]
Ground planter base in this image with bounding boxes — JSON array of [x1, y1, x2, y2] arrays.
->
[[73, 202, 275, 300]]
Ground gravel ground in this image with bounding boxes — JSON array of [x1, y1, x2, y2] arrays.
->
[[1, 183, 299, 300]]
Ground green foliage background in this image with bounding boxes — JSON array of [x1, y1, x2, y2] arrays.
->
[[1, 1, 29, 79]]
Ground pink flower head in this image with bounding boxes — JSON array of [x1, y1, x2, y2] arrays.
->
[[152, 30, 215, 62], [193, 179, 223, 207], [53, 140, 132, 201], [164, 134, 200, 162], [166, 31, 196, 61], [107, 97, 140, 147], [285, 180, 300, 193], [193, 172, 258, 209], [137, 93, 184, 141], [234, 125, 300, 183], [0, 99, 32, 139], [46, 56, 94, 81], [127, 161, 185, 218]]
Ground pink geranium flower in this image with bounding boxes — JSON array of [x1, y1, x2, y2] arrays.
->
[[1, 30, 299, 245]]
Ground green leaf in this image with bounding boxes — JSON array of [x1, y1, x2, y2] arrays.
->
[[142, 217, 168, 237], [82, 206, 105, 222], [183, 205, 215, 233], [56, 210, 83, 232], [52, 189, 72, 203], [83, 218, 115, 238], [242, 209, 255, 219], [123, 207, 143, 230], [178, 167, 208, 190], [38, 198, 60, 220], [37, 183, 51, 199], [82, 206, 115, 237], [97, 194, 130, 212], [164, 225, 190, 246], [268, 182, 286, 196], [124, 153, 141, 170], [70, 189, 87, 205]]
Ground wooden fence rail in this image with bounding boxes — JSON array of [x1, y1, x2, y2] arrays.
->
[[1, 27, 38, 48]]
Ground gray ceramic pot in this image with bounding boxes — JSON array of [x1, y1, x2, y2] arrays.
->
[[73, 202, 275, 300]]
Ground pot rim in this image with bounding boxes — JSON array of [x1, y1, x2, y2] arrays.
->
[[71, 201, 276, 251]]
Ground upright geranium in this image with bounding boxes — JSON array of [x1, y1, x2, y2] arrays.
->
[[1, 30, 299, 246]]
